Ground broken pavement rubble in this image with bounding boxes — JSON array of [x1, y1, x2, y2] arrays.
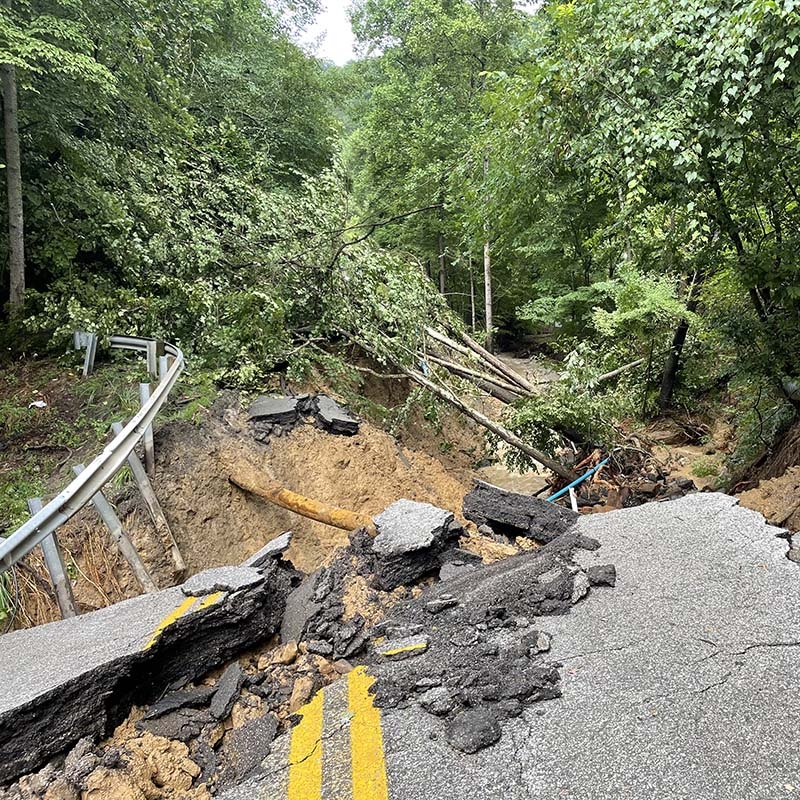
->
[[0, 563, 291, 784], [462, 480, 578, 543]]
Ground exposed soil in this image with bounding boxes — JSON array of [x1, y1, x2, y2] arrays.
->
[[4, 375, 481, 628], [738, 466, 800, 532]]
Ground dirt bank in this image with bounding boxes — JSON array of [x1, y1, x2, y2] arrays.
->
[[738, 466, 800, 532]]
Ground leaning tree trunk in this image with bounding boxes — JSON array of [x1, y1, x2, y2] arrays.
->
[[2, 64, 25, 311]]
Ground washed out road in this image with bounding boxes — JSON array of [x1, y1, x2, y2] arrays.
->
[[222, 493, 800, 800]]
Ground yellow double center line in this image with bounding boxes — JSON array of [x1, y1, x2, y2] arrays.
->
[[287, 666, 389, 800]]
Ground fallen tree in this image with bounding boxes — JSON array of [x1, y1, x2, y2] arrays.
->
[[227, 461, 377, 534], [398, 365, 574, 480]]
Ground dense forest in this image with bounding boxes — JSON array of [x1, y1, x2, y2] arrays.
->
[[3, 0, 800, 476]]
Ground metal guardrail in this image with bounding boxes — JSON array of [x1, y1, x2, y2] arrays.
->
[[0, 336, 185, 574]]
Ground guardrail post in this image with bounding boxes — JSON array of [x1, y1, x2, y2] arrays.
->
[[73, 331, 98, 377], [27, 499, 78, 619], [139, 383, 155, 476], [158, 355, 170, 384], [146, 340, 158, 380], [72, 465, 158, 593], [111, 422, 186, 579]]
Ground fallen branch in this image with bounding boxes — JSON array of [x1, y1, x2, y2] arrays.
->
[[457, 330, 538, 394], [228, 465, 376, 534], [399, 365, 574, 480], [424, 326, 531, 396], [596, 359, 645, 384], [427, 354, 525, 401]]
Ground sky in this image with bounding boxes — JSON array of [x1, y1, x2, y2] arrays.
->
[[300, 1, 543, 67], [302, 2, 357, 66]]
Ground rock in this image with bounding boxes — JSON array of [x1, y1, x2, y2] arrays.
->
[[241, 532, 293, 568], [210, 664, 246, 720], [638, 481, 660, 495], [306, 639, 334, 657], [333, 659, 353, 674], [527, 631, 551, 654], [138, 708, 213, 741], [100, 747, 123, 769], [62, 739, 98, 789], [375, 634, 430, 660], [462, 481, 578, 543], [675, 476, 697, 491], [181, 566, 263, 597], [418, 687, 456, 716], [289, 677, 315, 712], [258, 641, 298, 670], [314, 396, 359, 435], [445, 708, 502, 753], [44, 777, 79, 800], [281, 571, 323, 643], [248, 396, 302, 425], [587, 564, 617, 587], [218, 713, 279, 789]]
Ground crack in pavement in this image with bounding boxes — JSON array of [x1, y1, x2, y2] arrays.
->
[[261, 712, 353, 779], [557, 641, 642, 663]]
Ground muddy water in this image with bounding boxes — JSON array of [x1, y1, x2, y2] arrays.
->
[[475, 462, 549, 494]]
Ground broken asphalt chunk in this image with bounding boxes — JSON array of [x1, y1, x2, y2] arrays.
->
[[181, 566, 263, 597], [247, 396, 302, 426], [587, 563, 617, 587], [462, 480, 578, 543], [138, 708, 213, 742], [210, 664, 246, 720], [375, 634, 430, 660], [143, 685, 217, 720], [241, 532, 292, 568], [313, 395, 360, 435], [371, 500, 462, 590], [445, 708, 502, 754]]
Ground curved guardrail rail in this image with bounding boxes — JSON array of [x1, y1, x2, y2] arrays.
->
[[0, 336, 184, 574]]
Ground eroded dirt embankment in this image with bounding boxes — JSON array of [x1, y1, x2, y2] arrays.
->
[[12, 391, 479, 627]]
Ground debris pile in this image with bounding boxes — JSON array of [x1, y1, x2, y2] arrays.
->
[[0, 488, 618, 796], [248, 394, 359, 443], [364, 518, 616, 753]]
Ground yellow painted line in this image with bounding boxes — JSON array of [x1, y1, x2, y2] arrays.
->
[[145, 596, 198, 650], [196, 591, 224, 610], [381, 643, 428, 657], [143, 591, 224, 650], [287, 689, 325, 800], [348, 666, 389, 800]]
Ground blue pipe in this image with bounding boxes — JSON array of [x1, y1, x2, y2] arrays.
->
[[546, 457, 611, 503]]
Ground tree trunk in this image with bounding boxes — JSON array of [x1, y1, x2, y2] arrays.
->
[[399, 365, 573, 480], [469, 254, 476, 331], [483, 153, 493, 352], [658, 270, 704, 410], [438, 231, 446, 295], [2, 64, 25, 310]]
